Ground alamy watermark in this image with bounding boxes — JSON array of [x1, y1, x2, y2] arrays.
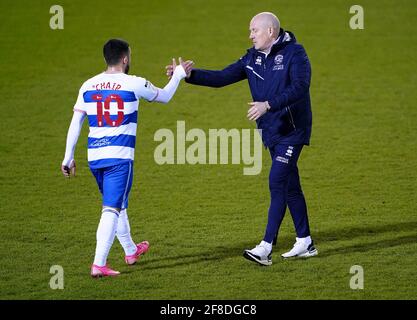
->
[[349, 5, 364, 30], [49, 265, 64, 289], [154, 121, 263, 175], [49, 5, 64, 30], [349, 265, 364, 290]]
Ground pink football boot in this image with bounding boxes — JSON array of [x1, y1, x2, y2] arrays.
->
[[91, 264, 120, 278], [125, 241, 150, 265]]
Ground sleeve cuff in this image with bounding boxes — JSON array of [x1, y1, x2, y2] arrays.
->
[[267, 99, 281, 112], [73, 108, 86, 114]]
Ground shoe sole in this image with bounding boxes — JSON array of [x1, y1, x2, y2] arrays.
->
[[91, 273, 120, 278], [243, 251, 272, 266], [126, 249, 149, 266], [281, 249, 318, 259]]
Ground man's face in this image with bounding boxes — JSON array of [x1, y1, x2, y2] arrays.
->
[[249, 18, 272, 51]]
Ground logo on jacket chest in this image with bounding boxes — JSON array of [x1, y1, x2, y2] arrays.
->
[[273, 54, 284, 71], [255, 56, 262, 65]]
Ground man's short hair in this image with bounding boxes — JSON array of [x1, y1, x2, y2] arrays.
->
[[103, 39, 129, 66]]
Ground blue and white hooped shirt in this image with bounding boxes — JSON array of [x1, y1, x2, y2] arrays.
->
[[73, 72, 158, 169]]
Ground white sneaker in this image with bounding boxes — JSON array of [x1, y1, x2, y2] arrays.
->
[[281, 237, 318, 259], [243, 241, 272, 266]]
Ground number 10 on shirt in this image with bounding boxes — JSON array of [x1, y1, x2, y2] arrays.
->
[[92, 93, 124, 127]]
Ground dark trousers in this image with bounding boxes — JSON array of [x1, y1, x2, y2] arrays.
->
[[263, 144, 311, 244]]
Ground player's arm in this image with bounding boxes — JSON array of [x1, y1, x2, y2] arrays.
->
[[167, 58, 247, 88], [61, 110, 86, 178]]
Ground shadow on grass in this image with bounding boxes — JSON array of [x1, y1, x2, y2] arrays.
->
[[313, 220, 417, 257], [317, 234, 417, 258], [137, 242, 255, 271], [134, 220, 417, 271]]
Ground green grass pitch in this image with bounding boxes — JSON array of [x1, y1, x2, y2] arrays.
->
[[0, 0, 416, 299]]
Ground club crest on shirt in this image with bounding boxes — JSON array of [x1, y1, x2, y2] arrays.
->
[[255, 56, 262, 65], [273, 54, 284, 71]]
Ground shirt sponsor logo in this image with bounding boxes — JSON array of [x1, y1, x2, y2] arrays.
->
[[90, 138, 111, 148]]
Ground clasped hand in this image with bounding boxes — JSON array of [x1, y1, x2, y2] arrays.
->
[[166, 57, 194, 79]]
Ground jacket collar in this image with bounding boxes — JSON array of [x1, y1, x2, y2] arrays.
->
[[247, 29, 296, 55]]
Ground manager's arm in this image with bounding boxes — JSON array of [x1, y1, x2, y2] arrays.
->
[[185, 59, 247, 88]]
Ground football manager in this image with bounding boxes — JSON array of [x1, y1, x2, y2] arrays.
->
[[167, 12, 318, 266]]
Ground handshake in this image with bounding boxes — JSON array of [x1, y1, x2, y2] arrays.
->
[[165, 57, 268, 121], [166, 57, 194, 79]]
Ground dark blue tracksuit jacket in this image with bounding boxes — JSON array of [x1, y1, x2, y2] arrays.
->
[[185, 29, 312, 148]]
